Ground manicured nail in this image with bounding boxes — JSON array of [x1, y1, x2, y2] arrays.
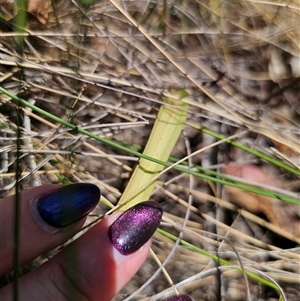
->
[[31, 183, 100, 230], [108, 201, 162, 255], [162, 295, 193, 301]]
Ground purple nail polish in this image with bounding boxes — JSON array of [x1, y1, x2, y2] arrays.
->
[[162, 295, 193, 301], [108, 201, 162, 255]]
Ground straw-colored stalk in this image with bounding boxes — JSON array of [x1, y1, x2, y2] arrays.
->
[[117, 90, 189, 210]]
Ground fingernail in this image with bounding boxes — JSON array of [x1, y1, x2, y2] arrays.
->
[[108, 201, 162, 255], [31, 183, 100, 231], [162, 295, 193, 301]]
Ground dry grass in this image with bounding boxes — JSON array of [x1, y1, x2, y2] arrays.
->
[[1, 0, 300, 300]]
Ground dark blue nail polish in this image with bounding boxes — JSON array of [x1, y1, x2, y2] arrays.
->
[[108, 201, 162, 255], [36, 183, 100, 228], [162, 295, 193, 301]]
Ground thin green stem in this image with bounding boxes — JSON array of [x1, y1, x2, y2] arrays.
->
[[13, 104, 23, 301], [190, 123, 300, 177], [157, 228, 279, 291], [2, 86, 299, 205]]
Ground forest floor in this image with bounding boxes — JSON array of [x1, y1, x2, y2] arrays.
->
[[0, 0, 300, 300]]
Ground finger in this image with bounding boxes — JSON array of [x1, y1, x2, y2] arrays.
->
[[1, 201, 162, 301], [0, 184, 100, 275]]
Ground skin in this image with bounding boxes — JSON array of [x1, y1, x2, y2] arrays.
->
[[0, 185, 150, 301]]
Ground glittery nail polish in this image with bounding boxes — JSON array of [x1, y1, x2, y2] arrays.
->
[[162, 295, 193, 301], [32, 183, 100, 229], [108, 201, 162, 255]]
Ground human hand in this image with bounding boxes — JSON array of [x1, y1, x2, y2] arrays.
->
[[0, 183, 162, 301]]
